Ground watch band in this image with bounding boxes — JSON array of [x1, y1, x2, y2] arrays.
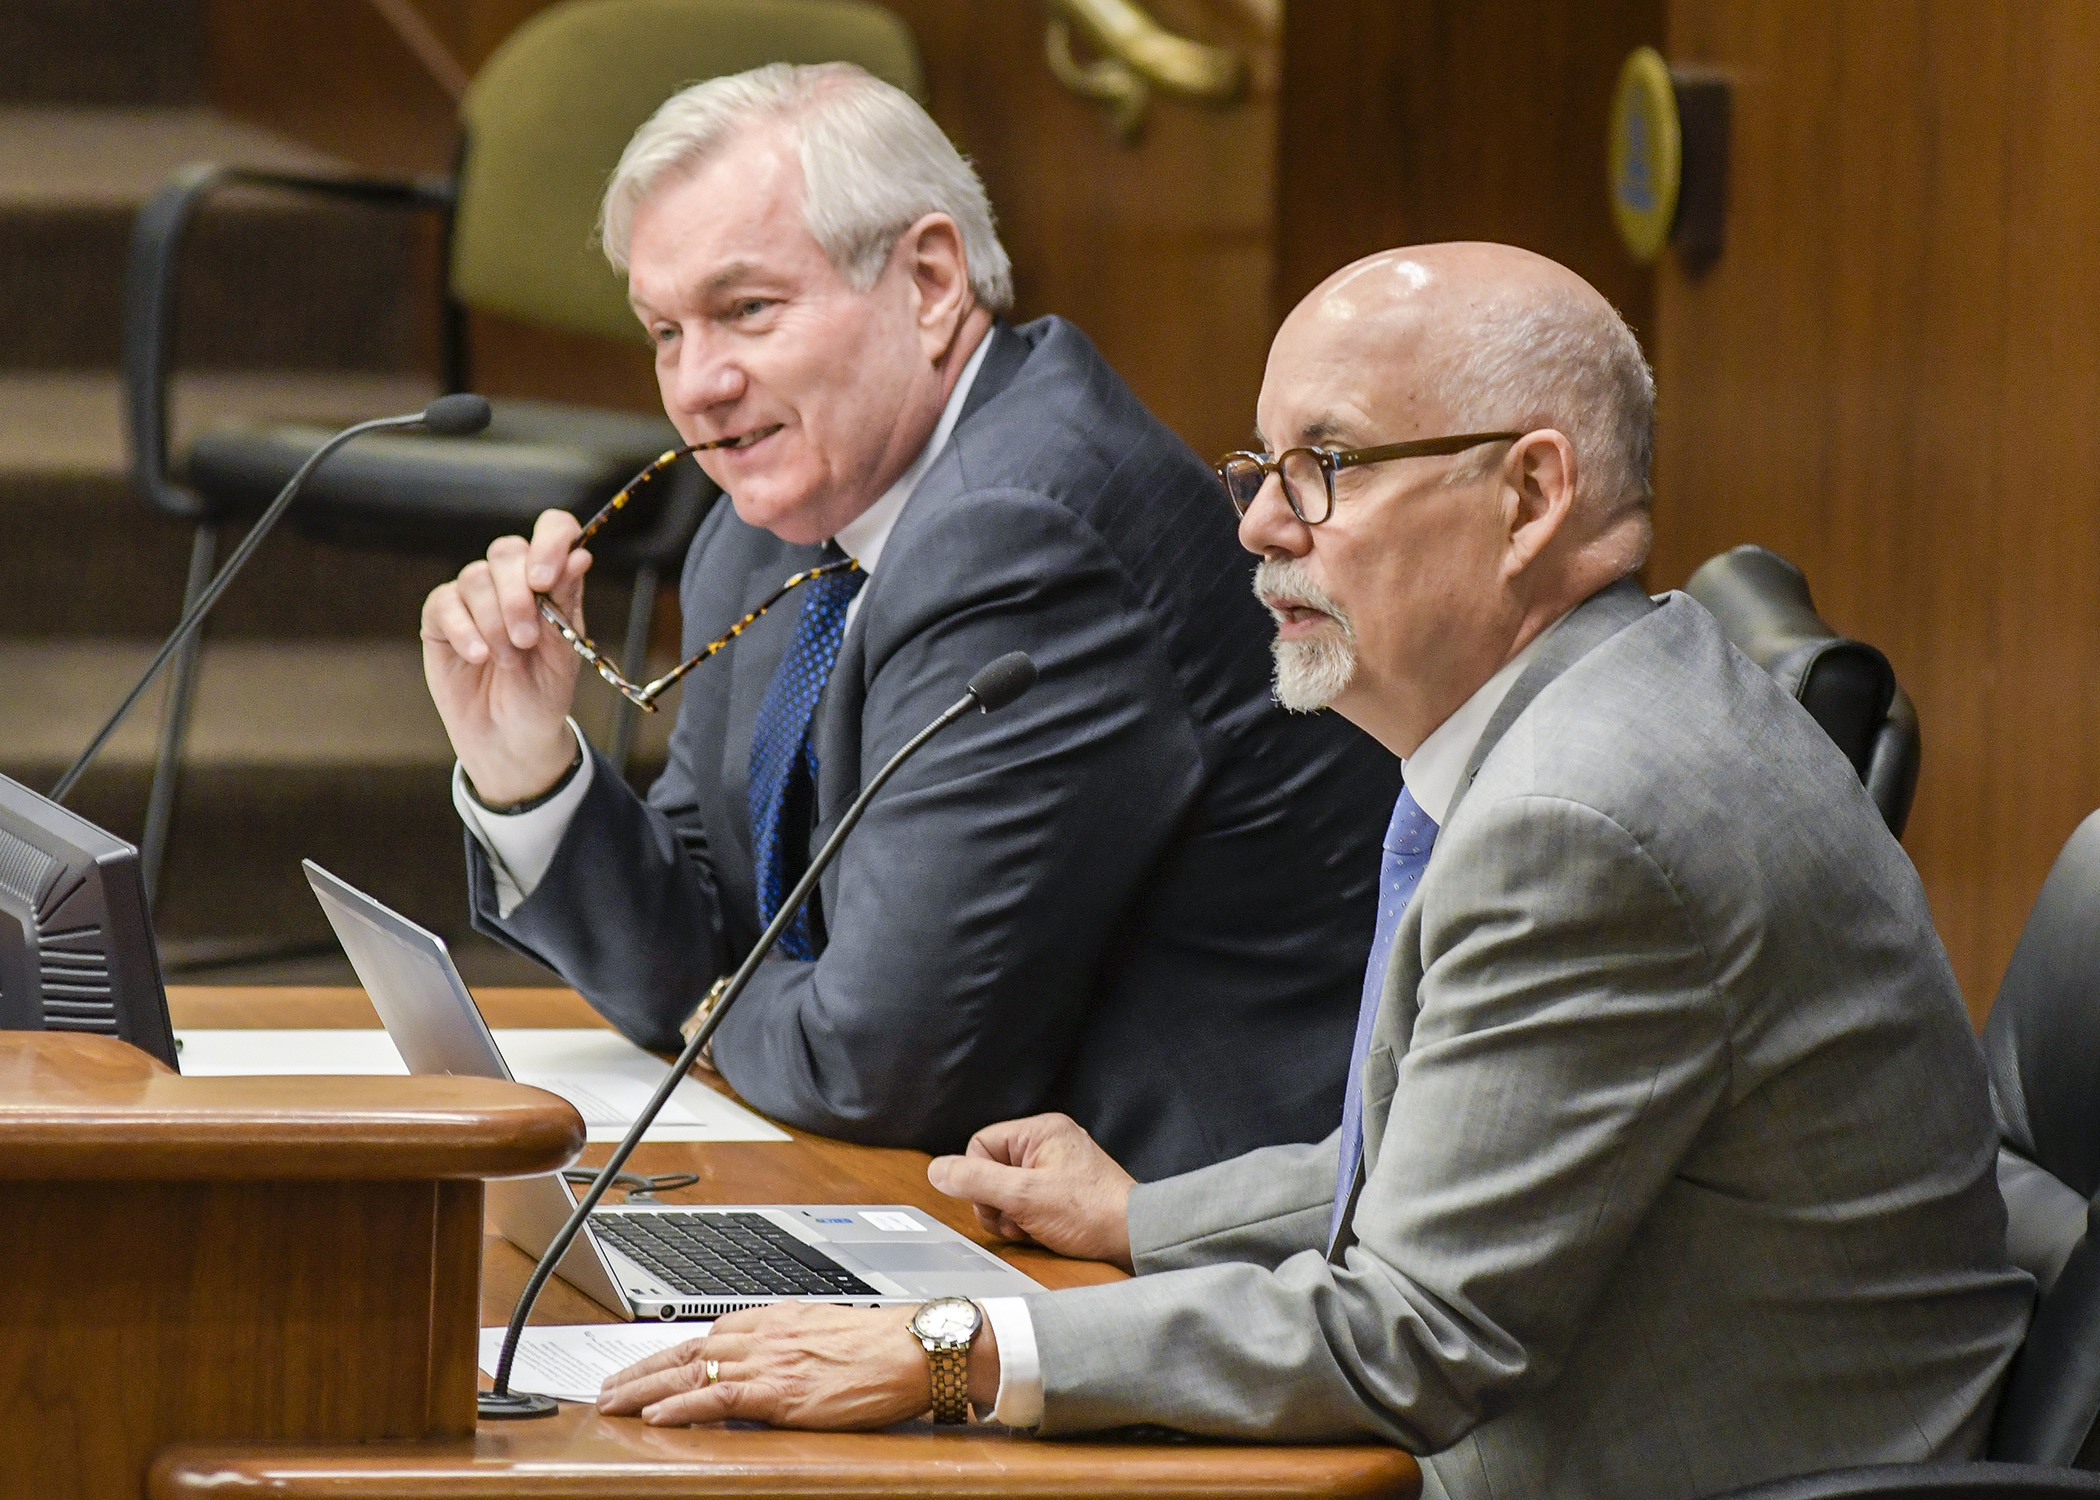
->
[[910, 1298, 980, 1424], [926, 1340, 972, 1424]]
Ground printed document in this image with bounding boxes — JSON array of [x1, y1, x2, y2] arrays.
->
[[478, 1323, 708, 1403], [173, 1027, 790, 1142]]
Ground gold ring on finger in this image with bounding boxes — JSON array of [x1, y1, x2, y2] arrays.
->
[[704, 1358, 720, 1386]]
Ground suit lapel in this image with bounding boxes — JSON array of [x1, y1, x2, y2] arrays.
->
[[805, 323, 1033, 922], [1333, 577, 1658, 1255], [1443, 577, 1657, 826], [956, 322, 1026, 428]]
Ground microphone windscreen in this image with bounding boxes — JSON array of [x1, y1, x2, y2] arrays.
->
[[421, 393, 493, 436], [967, 652, 1037, 712]]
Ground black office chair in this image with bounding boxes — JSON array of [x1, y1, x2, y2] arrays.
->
[[121, 0, 924, 904], [1709, 811, 2100, 1499], [1684, 545, 1921, 837]]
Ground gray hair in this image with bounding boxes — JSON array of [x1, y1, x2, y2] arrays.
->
[[1431, 286, 1656, 570], [600, 62, 1013, 312]]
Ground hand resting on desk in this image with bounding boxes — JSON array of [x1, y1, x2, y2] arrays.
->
[[596, 1112, 1135, 1429], [597, 1302, 1000, 1429], [926, 1112, 1136, 1272]]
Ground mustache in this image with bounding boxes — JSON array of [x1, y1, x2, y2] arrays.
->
[[1252, 559, 1354, 637]]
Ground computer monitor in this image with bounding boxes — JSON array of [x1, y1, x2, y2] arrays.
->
[[0, 772, 175, 1068]]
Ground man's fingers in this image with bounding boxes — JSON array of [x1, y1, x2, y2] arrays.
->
[[643, 1374, 776, 1428], [599, 1353, 706, 1415], [453, 559, 523, 662], [486, 536, 545, 650], [528, 508, 584, 590], [421, 582, 489, 665], [928, 1151, 1032, 1217], [601, 1335, 708, 1388], [970, 1200, 1030, 1243], [962, 1114, 1058, 1168], [553, 544, 593, 614]]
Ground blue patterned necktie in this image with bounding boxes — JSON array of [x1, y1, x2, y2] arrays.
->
[[1329, 784, 1440, 1248], [748, 546, 866, 960]]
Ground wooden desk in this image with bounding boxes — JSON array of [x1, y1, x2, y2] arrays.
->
[[0, 1012, 583, 1500], [149, 987, 1418, 1500]]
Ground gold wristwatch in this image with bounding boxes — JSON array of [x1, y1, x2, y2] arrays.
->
[[908, 1297, 982, 1423]]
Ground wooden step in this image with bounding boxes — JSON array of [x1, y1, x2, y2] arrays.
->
[[0, 371, 656, 641], [0, 107, 437, 371], [0, 638, 674, 960]]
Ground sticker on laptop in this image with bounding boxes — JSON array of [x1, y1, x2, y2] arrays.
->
[[861, 1211, 927, 1232]]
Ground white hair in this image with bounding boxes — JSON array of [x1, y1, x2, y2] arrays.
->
[[600, 62, 1013, 312], [1431, 286, 1656, 571]]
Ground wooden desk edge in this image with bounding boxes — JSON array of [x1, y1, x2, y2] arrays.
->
[[0, 1031, 584, 1179], [147, 1435, 1420, 1498]]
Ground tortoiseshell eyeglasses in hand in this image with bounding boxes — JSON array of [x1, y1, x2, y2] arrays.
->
[[536, 441, 861, 712]]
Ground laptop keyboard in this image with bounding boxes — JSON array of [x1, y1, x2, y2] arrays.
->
[[593, 1210, 880, 1298]]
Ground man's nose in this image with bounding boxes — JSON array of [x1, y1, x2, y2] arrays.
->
[[663, 334, 745, 415], [1235, 470, 1312, 559]]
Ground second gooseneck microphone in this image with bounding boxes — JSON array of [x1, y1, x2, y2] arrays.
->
[[480, 649, 1040, 1420], [51, 395, 493, 804]]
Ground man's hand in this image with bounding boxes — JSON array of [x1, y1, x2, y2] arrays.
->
[[421, 508, 591, 805], [927, 1113, 1136, 1271], [597, 1303, 1000, 1429]]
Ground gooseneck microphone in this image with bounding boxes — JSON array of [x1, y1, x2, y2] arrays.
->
[[481, 649, 1040, 1420], [50, 395, 494, 804]]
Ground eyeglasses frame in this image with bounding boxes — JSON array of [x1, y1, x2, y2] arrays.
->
[[534, 440, 861, 711], [1215, 431, 1525, 524]]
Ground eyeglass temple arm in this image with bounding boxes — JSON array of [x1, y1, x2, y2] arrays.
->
[[1329, 431, 1524, 465], [627, 558, 862, 708]]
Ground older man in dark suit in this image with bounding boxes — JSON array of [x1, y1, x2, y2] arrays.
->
[[419, 61, 1398, 1179]]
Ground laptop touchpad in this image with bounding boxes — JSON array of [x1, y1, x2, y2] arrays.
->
[[853, 1242, 997, 1274]]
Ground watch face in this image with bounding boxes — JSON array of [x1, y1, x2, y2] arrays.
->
[[912, 1297, 980, 1343]]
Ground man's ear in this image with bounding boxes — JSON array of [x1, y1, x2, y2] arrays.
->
[[902, 212, 973, 363], [1500, 429, 1578, 577]]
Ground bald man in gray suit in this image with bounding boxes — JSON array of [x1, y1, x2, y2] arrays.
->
[[600, 244, 2032, 1500]]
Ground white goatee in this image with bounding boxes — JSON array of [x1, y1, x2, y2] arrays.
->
[[1252, 559, 1357, 712]]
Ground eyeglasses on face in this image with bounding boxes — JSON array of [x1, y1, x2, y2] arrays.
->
[[535, 441, 860, 711], [1214, 431, 1524, 524]]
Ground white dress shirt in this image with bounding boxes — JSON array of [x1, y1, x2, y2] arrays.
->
[[455, 335, 992, 916], [975, 615, 1563, 1428]]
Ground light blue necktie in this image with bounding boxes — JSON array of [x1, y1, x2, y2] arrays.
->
[[748, 547, 866, 961], [1329, 784, 1439, 1248]]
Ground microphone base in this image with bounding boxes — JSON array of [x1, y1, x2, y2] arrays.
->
[[478, 1388, 561, 1420]]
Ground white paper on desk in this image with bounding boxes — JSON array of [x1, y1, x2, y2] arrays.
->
[[171, 1028, 789, 1142], [478, 1323, 709, 1404]]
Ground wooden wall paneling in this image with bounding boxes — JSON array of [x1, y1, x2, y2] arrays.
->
[[1273, 0, 1665, 343], [1649, 0, 2100, 1016], [204, 0, 464, 174], [887, 0, 1278, 464]]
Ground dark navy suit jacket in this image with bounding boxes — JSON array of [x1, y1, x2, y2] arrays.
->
[[470, 317, 1402, 1180]]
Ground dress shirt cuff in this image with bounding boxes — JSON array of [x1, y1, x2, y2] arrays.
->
[[977, 1297, 1043, 1428], [452, 719, 594, 919]]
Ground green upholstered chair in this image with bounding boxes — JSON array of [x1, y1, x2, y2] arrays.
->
[[122, 0, 924, 903]]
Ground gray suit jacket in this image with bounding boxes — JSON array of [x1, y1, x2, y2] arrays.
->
[[1024, 581, 2034, 1500], [470, 318, 1403, 1180]]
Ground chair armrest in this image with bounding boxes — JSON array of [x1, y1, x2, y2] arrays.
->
[[1707, 1461, 2100, 1500], [123, 163, 455, 522]]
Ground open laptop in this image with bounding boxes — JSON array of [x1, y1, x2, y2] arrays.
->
[[304, 860, 1042, 1321]]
